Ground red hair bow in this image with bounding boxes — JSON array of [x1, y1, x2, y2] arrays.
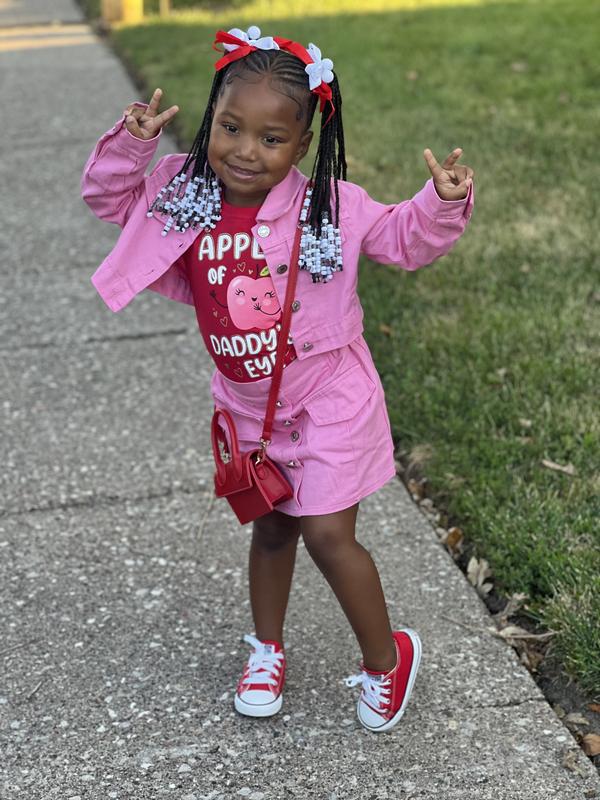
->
[[213, 27, 280, 71], [275, 38, 335, 123]]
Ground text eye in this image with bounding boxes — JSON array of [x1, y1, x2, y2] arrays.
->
[[265, 291, 275, 298], [235, 288, 245, 296]]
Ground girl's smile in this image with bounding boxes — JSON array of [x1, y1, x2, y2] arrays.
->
[[226, 163, 263, 181], [208, 75, 312, 207]]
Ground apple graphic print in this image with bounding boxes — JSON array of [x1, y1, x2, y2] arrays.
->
[[227, 265, 282, 331], [205, 262, 294, 379], [192, 227, 298, 380]]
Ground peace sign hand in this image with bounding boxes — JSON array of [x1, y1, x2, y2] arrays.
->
[[123, 88, 179, 140], [424, 147, 474, 201]]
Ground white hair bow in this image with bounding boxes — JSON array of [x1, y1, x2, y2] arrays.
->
[[223, 25, 280, 53], [304, 42, 334, 90]]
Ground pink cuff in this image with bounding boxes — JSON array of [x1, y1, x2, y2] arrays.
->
[[421, 177, 475, 221]]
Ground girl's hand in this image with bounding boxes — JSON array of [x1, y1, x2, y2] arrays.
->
[[123, 88, 179, 140], [423, 147, 474, 200]]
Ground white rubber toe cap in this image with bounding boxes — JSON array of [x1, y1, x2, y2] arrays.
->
[[238, 689, 275, 705], [357, 698, 387, 729], [235, 689, 282, 717]]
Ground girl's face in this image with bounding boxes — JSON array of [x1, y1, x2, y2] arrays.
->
[[208, 74, 313, 207]]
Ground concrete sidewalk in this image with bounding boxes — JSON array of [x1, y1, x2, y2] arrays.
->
[[0, 2, 598, 798]]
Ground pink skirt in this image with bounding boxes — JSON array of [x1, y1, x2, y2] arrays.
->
[[209, 334, 397, 517]]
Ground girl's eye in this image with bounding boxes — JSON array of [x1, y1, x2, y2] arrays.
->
[[264, 136, 282, 145], [235, 288, 245, 296], [223, 123, 238, 134]]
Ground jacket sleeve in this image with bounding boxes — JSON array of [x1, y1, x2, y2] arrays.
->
[[348, 178, 474, 270], [80, 102, 167, 228]]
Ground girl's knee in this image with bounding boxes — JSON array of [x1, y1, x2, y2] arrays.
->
[[252, 509, 301, 552], [301, 506, 359, 564]]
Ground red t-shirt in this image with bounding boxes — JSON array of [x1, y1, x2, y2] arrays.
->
[[183, 201, 297, 383]]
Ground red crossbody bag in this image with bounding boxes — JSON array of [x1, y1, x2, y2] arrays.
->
[[210, 225, 302, 525]]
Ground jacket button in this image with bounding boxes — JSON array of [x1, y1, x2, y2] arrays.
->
[[286, 460, 298, 468], [302, 342, 313, 351], [291, 300, 301, 312], [284, 419, 292, 426], [276, 264, 288, 274], [290, 431, 300, 442], [275, 400, 283, 408], [257, 224, 271, 238]]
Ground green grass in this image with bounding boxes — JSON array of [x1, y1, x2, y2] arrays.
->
[[98, 0, 600, 694]]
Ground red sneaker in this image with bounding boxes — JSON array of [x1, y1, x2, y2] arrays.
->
[[345, 629, 422, 732], [234, 634, 285, 717]]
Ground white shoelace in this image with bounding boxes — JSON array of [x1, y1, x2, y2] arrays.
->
[[241, 634, 284, 687], [345, 671, 391, 710]]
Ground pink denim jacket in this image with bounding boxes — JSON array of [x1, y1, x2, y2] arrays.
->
[[81, 103, 474, 361]]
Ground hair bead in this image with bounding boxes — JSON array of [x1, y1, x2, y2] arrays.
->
[[149, 172, 222, 236]]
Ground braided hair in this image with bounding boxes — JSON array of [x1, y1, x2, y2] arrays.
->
[[176, 48, 347, 234]]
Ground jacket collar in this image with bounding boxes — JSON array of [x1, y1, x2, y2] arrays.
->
[[256, 165, 308, 222]]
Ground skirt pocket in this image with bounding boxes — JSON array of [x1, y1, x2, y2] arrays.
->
[[301, 362, 376, 425]]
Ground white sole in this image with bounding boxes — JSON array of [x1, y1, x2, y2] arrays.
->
[[234, 692, 283, 718], [357, 628, 422, 733]]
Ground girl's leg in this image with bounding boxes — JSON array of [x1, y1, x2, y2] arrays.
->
[[249, 508, 302, 644], [301, 504, 397, 672]]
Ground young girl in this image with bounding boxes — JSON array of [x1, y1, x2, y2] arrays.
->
[[81, 25, 474, 733]]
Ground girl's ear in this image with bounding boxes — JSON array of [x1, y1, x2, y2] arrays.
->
[[295, 129, 313, 164]]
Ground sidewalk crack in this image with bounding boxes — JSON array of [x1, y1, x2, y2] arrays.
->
[[85, 328, 189, 344], [466, 696, 546, 709], [0, 481, 210, 519], [0, 328, 190, 352]]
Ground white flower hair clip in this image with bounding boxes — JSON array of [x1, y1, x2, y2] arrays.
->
[[223, 25, 279, 54], [304, 42, 334, 91]]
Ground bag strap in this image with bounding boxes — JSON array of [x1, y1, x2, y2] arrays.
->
[[257, 224, 302, 460]]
